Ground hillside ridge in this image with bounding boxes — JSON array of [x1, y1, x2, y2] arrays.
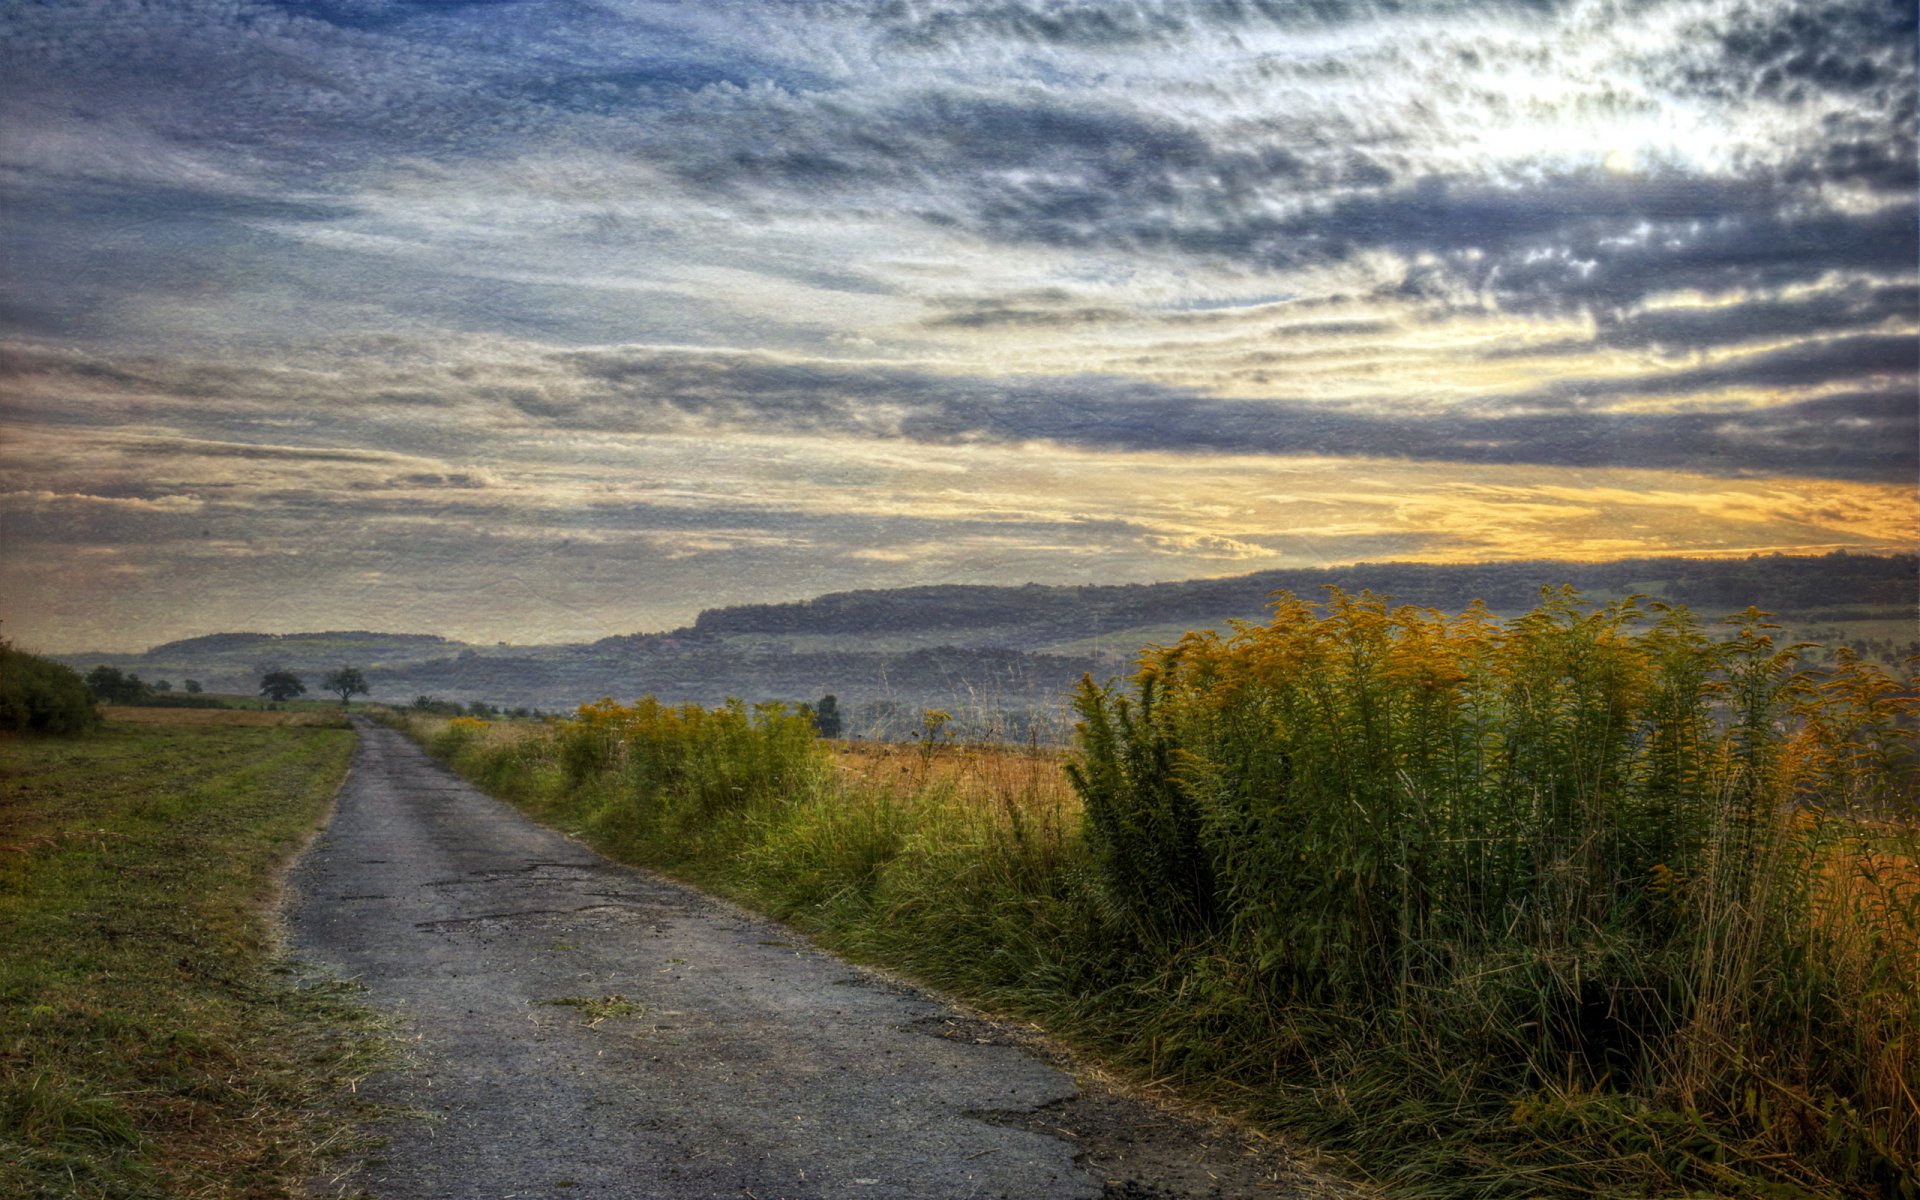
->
[[54, 552, 1918, 732]]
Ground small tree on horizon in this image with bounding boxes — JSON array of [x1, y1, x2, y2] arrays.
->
[[813, 694, 842, 739], [183, 679, 202, 694], [323, 666, 369, 708], [259, 669, 306, 703]]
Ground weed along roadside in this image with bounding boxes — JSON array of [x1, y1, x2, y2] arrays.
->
[[398, 590, 1920, 1200], [0, 707, 380, 1200]]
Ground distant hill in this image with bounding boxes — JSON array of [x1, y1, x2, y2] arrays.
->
[[692, 552, 1917, 647], [144, 630, 456, 658], [55, 553, 1918, 736], [52, 630, 484, 701]]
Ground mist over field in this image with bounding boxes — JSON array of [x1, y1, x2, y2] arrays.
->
[[2, 0, 1914, 652]]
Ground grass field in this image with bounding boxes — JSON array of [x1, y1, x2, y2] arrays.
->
[[0, 711, 377, 1199]]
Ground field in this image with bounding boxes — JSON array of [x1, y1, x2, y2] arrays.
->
[[99, 704, 355, 727], [831, 735, 1074, 811], [400, 591, 1920, 1199], [0, 711, 377, 1199]]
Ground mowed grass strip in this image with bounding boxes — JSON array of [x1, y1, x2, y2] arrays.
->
[[0, 712, 376, 1199]]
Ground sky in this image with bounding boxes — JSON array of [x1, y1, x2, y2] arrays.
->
[[2, 0, 1915, 651]]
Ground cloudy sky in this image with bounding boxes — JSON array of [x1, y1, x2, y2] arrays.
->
[[3, 0, 1915, 650]]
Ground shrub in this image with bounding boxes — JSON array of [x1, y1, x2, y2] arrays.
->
[[428, 715, 491, 760], [0, 641, 99, 734], [131, 693, 229, 710], [554, 696, 825, 821], [1068, 589, 1919, 1194]]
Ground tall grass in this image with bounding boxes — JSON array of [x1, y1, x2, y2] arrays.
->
[[401, 589, 1918, 1199]]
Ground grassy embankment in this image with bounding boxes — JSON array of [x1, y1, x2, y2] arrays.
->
[[397, 589, 1919, 1199], [0, 708, 381, 1199]]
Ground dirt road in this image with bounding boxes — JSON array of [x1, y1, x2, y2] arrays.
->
[[287, 720, 1343, 1199]]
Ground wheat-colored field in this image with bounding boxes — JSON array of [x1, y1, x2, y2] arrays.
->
[[100, 705, 351, 728], [831, 738, 1075, 813]]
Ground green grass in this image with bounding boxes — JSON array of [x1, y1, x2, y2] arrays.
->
[[0, 715, 380, 1199], [541, 995, 645, 1021]]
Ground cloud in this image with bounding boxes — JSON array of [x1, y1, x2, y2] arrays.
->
[[1582, 283, 1917, 354], [1703, 0, 1917, 101], [6, 0, 1912, 356], [525, 344, 1920, 480], [1, 0, 1912, 650], [10, 334, 1909, 481]]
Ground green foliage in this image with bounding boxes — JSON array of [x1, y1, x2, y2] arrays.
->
[[84, 665, 152, 705], [1067, 589, 1919, 1196], [320, 665, 368, 706], [258, 669, 306, 702], [1, 642, 98, 734], [813, 693, 843, 738], [558, 697, 824, 824], [1065, 672, 1216, 946]]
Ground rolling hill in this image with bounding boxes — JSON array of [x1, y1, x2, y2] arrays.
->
[[55, 552, 1918, 737]]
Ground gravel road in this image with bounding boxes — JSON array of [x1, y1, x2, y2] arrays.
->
[[287, 719, 1347, 1200]]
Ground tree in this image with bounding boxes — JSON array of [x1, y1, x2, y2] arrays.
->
[[259, 669, 306, 703], [813, 693, 843, 739], [84, 665, 151, 704], [322, 666, 369, 708], [183, 679, 203, 694], [154, 679, 172, 692]]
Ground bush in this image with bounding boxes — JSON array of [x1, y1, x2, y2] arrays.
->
[[1, 642, 99, 734], [132, 693, 229, 710], [1068, 589, 1919, 1195], [554, 697, 824, 822]]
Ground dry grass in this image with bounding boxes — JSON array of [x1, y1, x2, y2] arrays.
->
[[390, 711, 542, 747], [832, 738, 1077, 816], [1813, 831, 1920, 1167], [100, 705, 351, 728], [1820, 833, 1920, 981]]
